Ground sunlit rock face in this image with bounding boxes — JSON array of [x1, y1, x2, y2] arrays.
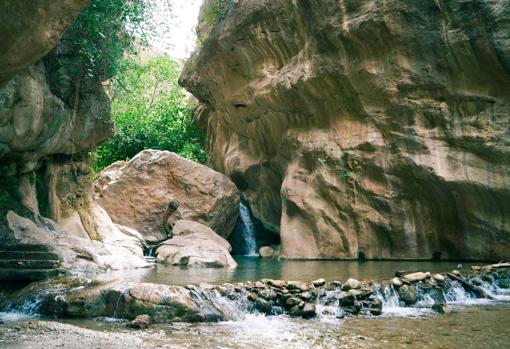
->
[[94, 150, 240, 243], [181, 0, 510, 260]]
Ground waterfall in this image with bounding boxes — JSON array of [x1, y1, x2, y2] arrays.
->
[[143, 245, 157, 265], [239, 202, 258, 256]]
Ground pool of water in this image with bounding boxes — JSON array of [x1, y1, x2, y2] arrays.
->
[[93, 257, 477, 285]]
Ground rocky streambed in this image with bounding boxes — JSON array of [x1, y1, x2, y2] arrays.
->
[[1, 264, 509, 324]]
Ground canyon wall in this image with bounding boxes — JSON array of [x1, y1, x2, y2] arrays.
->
[[0, 1, 151, 274], [181, 0, 510, 260]]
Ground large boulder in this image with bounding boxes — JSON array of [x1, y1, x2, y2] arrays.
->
[[3, 278, 228, 323], [95, 150, 240, 243], [180, 0, 510, 260], [155, 220, 237, 268], [5, 207, 150, 275]]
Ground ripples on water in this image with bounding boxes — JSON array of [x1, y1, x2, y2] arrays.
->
[[92, 258, 479, 285], [2, 260, 510, 349]]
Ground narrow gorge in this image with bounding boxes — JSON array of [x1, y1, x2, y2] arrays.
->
[[0, 1, 509, 348]]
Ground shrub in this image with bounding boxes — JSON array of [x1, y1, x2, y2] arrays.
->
[[93, 57, 206, 172]]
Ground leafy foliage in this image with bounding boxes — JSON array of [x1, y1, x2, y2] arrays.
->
[[93, 57, 207, 172], [202, 0, 237, 25], [64, 0, 153, 80]]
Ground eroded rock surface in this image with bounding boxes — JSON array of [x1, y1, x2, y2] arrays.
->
[[0, 0, 88, 84], [181, 0, 510, 260], [156, 220, 237, 268], [0, 1, 147, 277], [95, 150, 240, 242]]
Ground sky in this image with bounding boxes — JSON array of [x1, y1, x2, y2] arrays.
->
[[149, 0, 203, 59]]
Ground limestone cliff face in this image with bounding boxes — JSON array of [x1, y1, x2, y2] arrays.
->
[[181, 0, 510, 260], [0, 1, 151, 273], [0, 0, 114, 240]]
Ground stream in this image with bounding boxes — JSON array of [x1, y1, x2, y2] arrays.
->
[[0, 260, 509, 348]]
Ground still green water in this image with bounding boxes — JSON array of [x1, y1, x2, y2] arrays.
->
[[94, 257, 476, 285]]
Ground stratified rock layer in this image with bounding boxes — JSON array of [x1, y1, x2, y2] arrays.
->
[[181, 0, 510, 260], [95, 150, 240, 242]]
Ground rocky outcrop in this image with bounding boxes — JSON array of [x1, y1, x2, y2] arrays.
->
[[0, 1, 149, 277], [95, 150, 240, 242], [156, 220, 237, 268], [6, 208, 149, 274], [181, 0, 510, 260], [0, 0, 88, 84]]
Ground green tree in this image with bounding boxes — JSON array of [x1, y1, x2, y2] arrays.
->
[[65, 0, 153, 80], [93, 57, 207, 172]]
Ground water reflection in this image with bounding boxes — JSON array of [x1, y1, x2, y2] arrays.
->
[[94, 258, 477, 285]]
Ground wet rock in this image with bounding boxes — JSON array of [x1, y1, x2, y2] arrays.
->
[[398, 285, 417, 305], [342, 279, 361, 291], [258, 289, 278, 301], [432, 303, 450, 314], [349, 288, 373, 300], [255, 298, 272, 314], [368, 298, 383, 316], [343, 303, 362, 315], [247, 293, 257, 302], [312, 278, 326, 287], [254, 281, 266, 289], [482, 274, 494, 283], [471, 277, 483, 286], [452, 270, 461, 276], [265, 279, 286, 288], [129, 315, 151, 329], [287, 281, 310, 292], [301, 303, 316, 319], [391, 277, 403, 288], [280, 293, 292, 303], [498, 278, 510, 289], [402, 272, 430, 283], [259, 246, 276, 258], [471, 266, 482, 271], [299, 291, 313, 301], [285, 297, 301, 308], [288, 305, 301, 317], [339, 292, 356, 307], [433, 274, 445, 282]]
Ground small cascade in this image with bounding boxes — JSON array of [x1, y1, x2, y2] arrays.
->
[[230, 202, 259, 256], [143, 245, 157, 266], [239, 202, 258, 256], [0, 267, 508, 323]]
